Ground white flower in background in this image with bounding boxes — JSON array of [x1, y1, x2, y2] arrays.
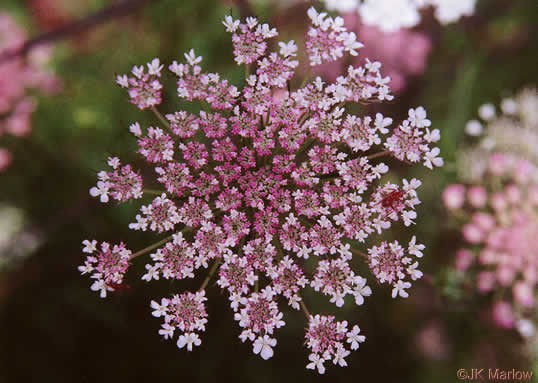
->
[[324, 0, 357, 13], [0, 205, 43, 269], [429, 0, 476, 24], [358, 0, 421, 32], [478, 103, 496, 121], [465, 120, 483, 136], [465, 88, 538, 171], [323, 0, 477, 32]]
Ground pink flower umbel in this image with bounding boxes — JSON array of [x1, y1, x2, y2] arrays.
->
[[151, 290, 208, 350], [305, 314, 365, 373], [444, 87, 537, 339], [80, 8, 443, 373], [78, 240, 132, 298]]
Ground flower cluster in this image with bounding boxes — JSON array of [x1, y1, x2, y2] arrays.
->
[[462, 88, 538, 174], [305, 8, 363, 66], [324, 0, 477, 32], [0, 204, 43, 269], [89, 156, 143, 203], [150, 290, 208, 351], [116, 59, 164, 110], [80, 8, 443, 373], [305, 315, 365, 373], [77, 240, 132, 298], [233, 286, 285, 359], [367, 236, 424, 298], [0, 12, 59, 171], [444, 88, 537, 339]]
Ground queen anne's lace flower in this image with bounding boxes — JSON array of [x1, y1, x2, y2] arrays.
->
[[445, 87, 537, 340], [80, 8, 443, 373]]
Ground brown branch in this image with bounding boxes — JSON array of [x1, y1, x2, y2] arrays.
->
[[199, 261, 220, 291], [0, 0, 155, 64], [299, 299, 311, 319], [129, 235, 174, 260], [366, 150, 391, 160]]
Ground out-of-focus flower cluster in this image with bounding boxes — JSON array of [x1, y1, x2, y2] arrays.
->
[[0, 204, 43, 269], [80, 8, 443, 373], [0, 12, 59, 171], [443, 87, 537, 340], [324, 0, 477, 32]]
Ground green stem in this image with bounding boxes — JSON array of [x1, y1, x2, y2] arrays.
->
[[151, 106, 170, 129], [129, 235, 174, 260], [296, 138, 315, 158], [297, 111, 312, 127], [367, 150, 391, 160], [144, 189, 166, 196], [350, 247, 369, 259], [299, 71, 311, 88], [299, 299, 311, 319], [200, 100, 212, 113], [199, 261, 220, 291]]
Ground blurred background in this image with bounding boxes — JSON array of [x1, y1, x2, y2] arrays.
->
[[0, 0, 536, 382]]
